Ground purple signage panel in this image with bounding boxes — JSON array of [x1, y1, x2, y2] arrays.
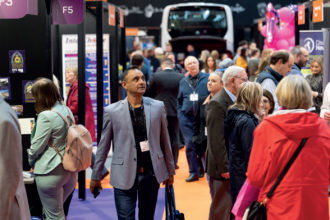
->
[[0, 0, 28, 19], [52, 0, 84, 25]]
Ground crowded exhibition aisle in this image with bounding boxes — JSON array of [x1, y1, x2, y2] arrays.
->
[[69, 148, 212, 219]]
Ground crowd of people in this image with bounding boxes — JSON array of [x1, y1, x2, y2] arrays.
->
[[115, 40, 330, 220], [1, 39, 330, 220]]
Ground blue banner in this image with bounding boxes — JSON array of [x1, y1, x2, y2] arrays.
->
[[299, 30, 324, 74]]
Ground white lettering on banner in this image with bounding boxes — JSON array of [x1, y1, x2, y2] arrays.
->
[[0, 0, 13, 6], [315, 6, 321, 11], [119, 4, 163, 18], [231, 3, 245, 13], [63, 6, 73, 14], [316, 40, 324, 51]]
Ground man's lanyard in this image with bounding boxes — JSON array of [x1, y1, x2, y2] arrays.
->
[[185, 75, 200, 92]]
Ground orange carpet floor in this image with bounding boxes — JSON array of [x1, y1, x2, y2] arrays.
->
[[83, 148, 330, 219], [84, 148, 212, 219]]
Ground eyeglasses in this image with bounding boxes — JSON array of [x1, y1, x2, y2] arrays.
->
[[235, 76, 248, 82]]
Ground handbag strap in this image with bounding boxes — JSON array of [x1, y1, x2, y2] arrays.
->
[[165, 184, 175, 220], [48, 107, 73, 161], [265, 138, 308, 199]]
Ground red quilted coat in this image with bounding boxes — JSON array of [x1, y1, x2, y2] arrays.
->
[[247, 110, 330, 220], [66, 80, 96, 142]]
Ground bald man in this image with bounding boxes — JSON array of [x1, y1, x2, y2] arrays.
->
[[177, 56, 209, 182]]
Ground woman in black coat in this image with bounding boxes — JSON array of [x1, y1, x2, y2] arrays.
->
[[192, 71, 223, 199], [223, 82, 264, 205]]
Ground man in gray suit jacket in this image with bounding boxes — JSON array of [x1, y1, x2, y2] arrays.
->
[[0, 96, 31, 220], [206, 66, 247, 220], [90, 66, 175, 220]]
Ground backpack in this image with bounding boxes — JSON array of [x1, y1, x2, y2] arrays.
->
[[49, 108, 93, 172]]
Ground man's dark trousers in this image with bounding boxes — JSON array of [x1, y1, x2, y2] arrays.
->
[[167, 116, 180, 166], [114, 171, 160, 220], [179, 114, 199, 175]]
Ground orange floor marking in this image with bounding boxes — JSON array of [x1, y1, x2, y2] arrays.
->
[[82, 148, 212, 219]]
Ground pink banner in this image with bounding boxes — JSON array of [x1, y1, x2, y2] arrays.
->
[[52, 0, 84, 25], [0, 0, 28, 19]]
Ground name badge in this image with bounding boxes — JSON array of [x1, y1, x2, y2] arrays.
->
[[205, 127, 208, 136], [140, 140, 150, 152], [190, 93, 198, 101]]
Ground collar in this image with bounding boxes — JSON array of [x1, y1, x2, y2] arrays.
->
[[189, 72, 200, 80], [224, 87, 236, 103], [203, 94, 212, 105], [294, 63, 302, 70], [164, 67, 173, 70], [271, 109, 307, 116], [265, 66, 283, 81]]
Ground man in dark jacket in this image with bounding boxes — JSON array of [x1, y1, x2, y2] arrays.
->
[[187, 44, 198, 58], [287, 45, 309, 76], [178, 56, 209, 182], [206, 66, 247, 220], [147, 58, 184, 168], [256, 50, 294, 111]]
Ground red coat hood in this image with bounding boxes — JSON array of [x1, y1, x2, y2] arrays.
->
[[264, 110, 330, 140]]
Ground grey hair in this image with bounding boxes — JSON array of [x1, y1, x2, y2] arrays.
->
[[210, 71, 223, 83], [184, 56, 198, 66], [222, 66, 245, 85], [291, 46, 306, 56]]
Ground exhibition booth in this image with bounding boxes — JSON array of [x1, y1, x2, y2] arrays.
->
[[0, 0, 126, 218]]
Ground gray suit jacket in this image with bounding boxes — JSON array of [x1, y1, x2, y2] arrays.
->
[[206, 88, 234, 180], [92, 97, 176, 190], [0, 96, 31, 220]]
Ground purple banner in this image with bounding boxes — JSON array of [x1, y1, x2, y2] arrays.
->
[[22, 80, 35, 103], [9, 50, 26, 73], [0, 0, 28, 19], [52, 0, 84, 25]]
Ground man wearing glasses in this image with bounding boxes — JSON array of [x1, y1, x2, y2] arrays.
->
[[287, 46, 309, 76], [206, 66, 247, 220], [177, 56, 209, 182]]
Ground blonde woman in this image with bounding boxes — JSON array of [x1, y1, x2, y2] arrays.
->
[[245, 75, 330, 220], [223, 82, 264, 205], [305, 56, 323, 114]]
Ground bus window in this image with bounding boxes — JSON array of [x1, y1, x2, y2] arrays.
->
[[168, 6, 228, 39]]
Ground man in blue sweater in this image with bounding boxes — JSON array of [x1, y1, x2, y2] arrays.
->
[[177, 56, 209, 182]]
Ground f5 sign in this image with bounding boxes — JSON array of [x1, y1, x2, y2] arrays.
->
[[63, 6, 73, 14]]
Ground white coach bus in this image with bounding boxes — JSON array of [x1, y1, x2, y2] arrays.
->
[[161, 2, 234, 53]]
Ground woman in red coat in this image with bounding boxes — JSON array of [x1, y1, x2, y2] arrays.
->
[[247, 75, 330, 220], [65, 67, 96, 142]]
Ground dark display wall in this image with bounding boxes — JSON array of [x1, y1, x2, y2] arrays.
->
[[0, 1, 52, 171]]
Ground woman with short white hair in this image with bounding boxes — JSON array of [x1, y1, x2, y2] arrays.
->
[[233, 75, 330, 220]]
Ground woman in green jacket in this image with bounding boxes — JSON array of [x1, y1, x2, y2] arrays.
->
[[29, 78, 77, 220]]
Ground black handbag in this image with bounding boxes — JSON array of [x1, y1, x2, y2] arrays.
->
[[245, 138, 308, 220], [165, 184, 185, 220]]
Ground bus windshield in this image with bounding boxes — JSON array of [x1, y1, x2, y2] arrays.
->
[[168, 6, 227, 38]]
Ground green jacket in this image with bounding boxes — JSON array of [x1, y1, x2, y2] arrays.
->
[[29, 102, 73, 174]]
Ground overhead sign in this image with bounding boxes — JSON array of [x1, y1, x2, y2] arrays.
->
[[109, 5, 116, 26], [313, 0, 323, 23], [298, 5, 305, 25], [120, 9, 124, 28], [52, 0, 84, 25], [0, 0, 28, 19]]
